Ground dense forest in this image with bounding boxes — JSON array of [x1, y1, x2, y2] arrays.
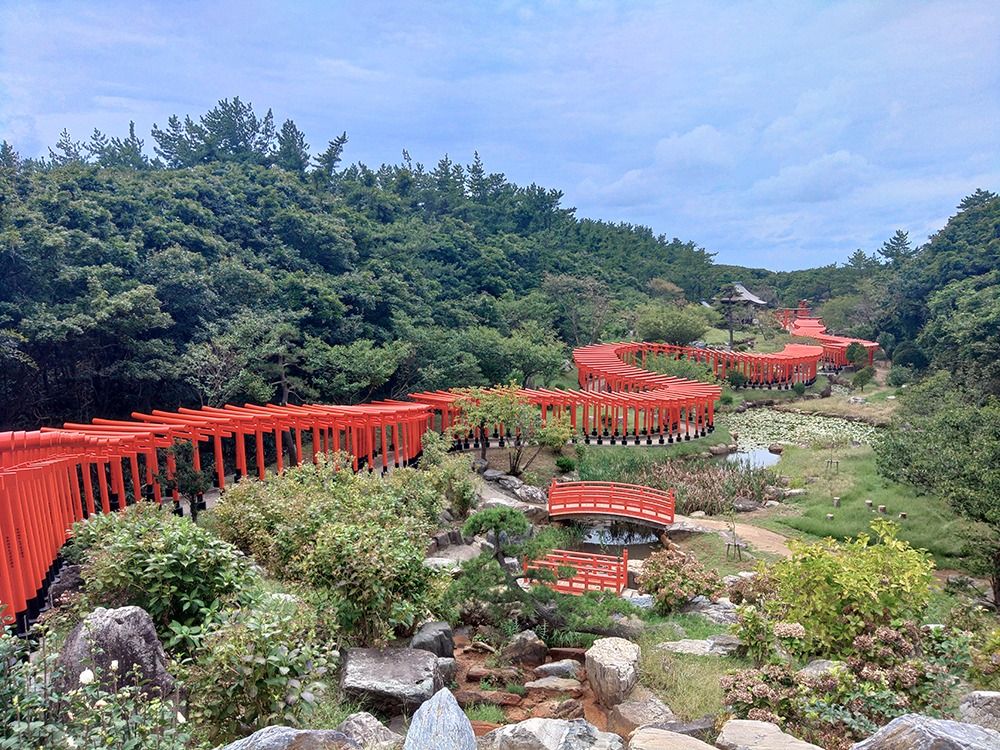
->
[[1, 97, 997, 429]]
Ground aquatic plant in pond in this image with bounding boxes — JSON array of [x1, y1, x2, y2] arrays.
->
[[721, 409, 877, 451]]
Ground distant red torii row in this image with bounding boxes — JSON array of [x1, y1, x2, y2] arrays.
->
[[777, 301, 879, 368], [0, 314, 874, 629]]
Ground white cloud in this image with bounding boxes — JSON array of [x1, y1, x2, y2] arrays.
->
[[749, 151, 877, 204], [654, 125, 735, 171]]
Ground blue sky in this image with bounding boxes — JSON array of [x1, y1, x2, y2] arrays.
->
[[1, 1, 996, 271]]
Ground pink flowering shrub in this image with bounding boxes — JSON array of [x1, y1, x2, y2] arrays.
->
[[637, 548, 723, 615]]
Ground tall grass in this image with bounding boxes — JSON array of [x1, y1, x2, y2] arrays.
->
[[578, 448, 777, 515]]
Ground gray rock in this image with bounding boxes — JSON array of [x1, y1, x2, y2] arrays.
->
[[662, 520, 715, 535], [337, 712, 404, 750], [658, 639, 714, 656], [482, 496, 548, 524], [498, 475, 524, 491], [709, 444, 729, 455], [403, 687, 476, 750], [422, 557, 460, 572], [783, 489, 806, 499], [768, 444, 785, 455], [731, 497, 761, 512], [960, 690, 1000, 732], [340, 648, 443, 711], [57, 606, 179, 701], [477, 718, 623, 750], [472, 458, 489, 474], [764, 500, 781, 508], [707, 634, 741, 656], [437, 657, 459, 683], [501, 629, 549, 666], [638, 717, 715, 742], [607, 697, 674, 739], [523, 676, 582, 692], [516, 484, 548, 505], [483, 469, 504, 481], [849, 713, 1000, 749], [797, 659, 844, 679], [677, 597, 738, 625], [504, 556, 522, 575], [628, 727, 714, 749], [410, 621, 455, 657], [49, 564, 84, 606], [217, 726, 360, 749], [585, 637, 640, 709], [716, 719, 822, 750], [534, 659, 583, 679]]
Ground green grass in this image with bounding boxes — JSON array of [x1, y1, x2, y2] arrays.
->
[[770, 444, 965, 569], [680, 530, 782, 578], [464, 703, 507, 724], [639, 629, 750, 724]]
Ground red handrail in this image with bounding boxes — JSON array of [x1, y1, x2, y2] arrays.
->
[[548, 480, 675, 527], [524, 548, 628, 595]]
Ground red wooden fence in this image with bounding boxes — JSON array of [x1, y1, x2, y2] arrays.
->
[[548, 480, 675, 528], [523, 548, 628, 595]]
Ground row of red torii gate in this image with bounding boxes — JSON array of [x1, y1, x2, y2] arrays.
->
[[0, 307, 877, 629]]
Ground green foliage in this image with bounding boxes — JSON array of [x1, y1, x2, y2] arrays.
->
[[792, 381, 807, 396], [76, 502, 255, 638], [885, 365, 913, 387], [721, 623, 955, 747], [727, 370, 749, 389], [453, 382, 545, 475], [852, 368, 873, 391], [187, 606, 331, 744], [213, 457, 444, 645], [154, 439, 214, 522], [420, 431, 479, 517], [1, 625, 189, 750], [555, 455, 576, 473], [637, 305, 709, 345], [844, 342, 868, 369], [645, 353, 720, 385], [638, 548, 723, 616], [736, 520, 934, 657]]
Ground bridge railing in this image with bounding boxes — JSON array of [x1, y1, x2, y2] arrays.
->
[[548, 480, 675, 527], [523, 548, 628, 595]]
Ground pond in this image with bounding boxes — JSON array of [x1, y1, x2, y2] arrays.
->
[[579, 523, 662, 561], [727, 449, 782, 469], [720, 408, 878, 450]]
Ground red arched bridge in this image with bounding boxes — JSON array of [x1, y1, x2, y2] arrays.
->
[[548, 480, 675, 529], [0, 321, 868, 628]]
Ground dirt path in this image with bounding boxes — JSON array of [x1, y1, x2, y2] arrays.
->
[[674, 513, 793, 558]]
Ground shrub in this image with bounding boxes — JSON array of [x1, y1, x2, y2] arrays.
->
[[2, 622, 189, 749], [719, 392, 734, 405], [187, 606, 332, 744], [727, 371, 749, 388], [852, 368, 873, 391], [304, 522, 435, 646], [741, 520, 934, 657], [555, 455, 576, 472], [637, 548, 723, 615], [792, 381, 807, 396], [78, 502, 255, 638], [885, 366, 913, 387]]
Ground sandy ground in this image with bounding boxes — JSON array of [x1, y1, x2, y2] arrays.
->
[[673, 513, 792, 558]]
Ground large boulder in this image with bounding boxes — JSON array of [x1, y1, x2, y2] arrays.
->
[[410, 621, 455, 658], [628, 728, 714, 750], [477, 718, 623, 750], [534, 659, 583, 679], [337, 712, 404, 750], [606, 696, 674, 739], [340, 648, 443, 712], [482, 496, 548, 524], [849, 712, 1000, 749], [960, 690, 1000, 732], [217, 726, 360, 749], [501, 630, 549, 667], [637, 718, 715, 743], [402, 688, 476, 750], [716, 719, 822, 750], [585, 637, 640, 709], [57, 606, 178, 700], [515, 485, 548, 505]]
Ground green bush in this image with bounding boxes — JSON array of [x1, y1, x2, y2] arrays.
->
[[738, 520, 933, 657], [719, 392, 734, 405], [727, 371, 749, 388], [188, 606, 332, 744], [792, 382, 806, 396], [78, 503, 255, 638], [885, 366, 914, 387], [853, 368, 873, 391], [637, 548, 723, 615], [555, 456, 576, 472], [2, 621, 189, 749]]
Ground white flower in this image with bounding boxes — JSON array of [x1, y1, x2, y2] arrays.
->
[[176, 712, 187, 724], [93, 699, 108, 708], [78, 668, 95, 685], [110, 660, 119, 671], [66, 739, 77, 748]]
